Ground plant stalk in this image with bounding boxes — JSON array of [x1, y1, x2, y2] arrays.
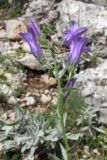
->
[[52, 51, 70, 160]]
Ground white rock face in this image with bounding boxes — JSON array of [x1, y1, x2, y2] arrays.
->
[[75, 61, 107, 124], [76, 61, 107, 107], [5, 20, 27, 41]]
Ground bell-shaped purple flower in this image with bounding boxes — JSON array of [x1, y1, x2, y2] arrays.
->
[[64, 21, 88, 47], [69, 37, 90, 65], [19, 27, 43, 58], [29, 18, 41, 37], [64, 78, 76, 98]]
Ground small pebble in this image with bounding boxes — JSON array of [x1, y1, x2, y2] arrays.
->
[[44, 89, 50, 94], [41, 74, 57, 86], [51, 96, 58, 106], [9, 112, 16, 121], [40, 94, 51, 104], [24, 96, 36, 106], [8, 96, 17, 105], [93, 148, 99, 154]]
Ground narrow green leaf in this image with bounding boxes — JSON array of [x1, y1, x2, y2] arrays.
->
[[59, 143, 67, 160], [53, 156, 62, 160]]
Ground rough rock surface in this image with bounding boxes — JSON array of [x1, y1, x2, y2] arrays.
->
[[23, 0, 59, 25], [75, 61, 107, 124]]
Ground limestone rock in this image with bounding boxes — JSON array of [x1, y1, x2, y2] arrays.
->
[[75, 60, 107, 124], [19, 54, 47, 70], [76, 61, 107, 108], [6, 20, 27, 41]]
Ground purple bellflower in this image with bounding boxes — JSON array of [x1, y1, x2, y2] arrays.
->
[[64, 21, 90, 65], [64, 21, 88, 47], [64, 78, 77, 98], [69, 37, 90, 64], [64, 21, 91, 97], [29, 18, 41, 37], [19, 19, 42, 58]]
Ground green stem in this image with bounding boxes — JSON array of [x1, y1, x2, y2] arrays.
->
[[51, 49, 70, 160], [58, 97, 70, 160], [43, 38, 70, 159]]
